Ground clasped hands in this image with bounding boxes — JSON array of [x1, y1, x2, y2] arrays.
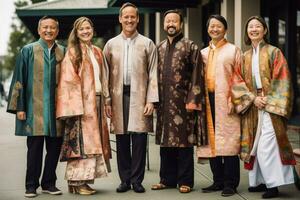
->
[[254, 96, 267, 110]]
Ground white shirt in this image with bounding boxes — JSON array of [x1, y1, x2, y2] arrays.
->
[[48, 43, 55, 57], [252, 44, 262, 89], [87, 46, 102, 93], [123, 38, 132, 86]]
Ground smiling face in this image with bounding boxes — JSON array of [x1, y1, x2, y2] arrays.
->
[[38, 18, 59, 46], [207, 18, 226, 42], [247, 19, 267, 44], [119, 6, 139, 37], [76, 20, 94, 44], [163, 12, 182, 37]]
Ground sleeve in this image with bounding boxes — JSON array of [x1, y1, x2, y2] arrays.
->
[[102, 43, 112, 106], [56, 50, 84, 119], [146, 40, 159, 103], [96, 48, 109, 100], [7, 47, 28, 114], [265, 48, 293, 118], [227, 47, 242, 110], [185, 43, 204, 111], [231, 53, 256, 114]]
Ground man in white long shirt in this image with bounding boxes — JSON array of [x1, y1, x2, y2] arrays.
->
[[103, 2, 158, 194]]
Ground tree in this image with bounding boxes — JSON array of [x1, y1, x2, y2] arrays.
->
[[0, 0, 46, 74]]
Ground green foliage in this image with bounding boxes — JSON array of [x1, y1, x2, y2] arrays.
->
[[0, 0, 37, 74]]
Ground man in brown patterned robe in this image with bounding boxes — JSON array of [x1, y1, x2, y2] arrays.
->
[[152, 10, 205, 193]]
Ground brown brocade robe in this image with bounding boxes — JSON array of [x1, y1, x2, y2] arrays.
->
[[156, 33, 206, 147], [56, 44, 111, 180], [231, 42, 295, 167]]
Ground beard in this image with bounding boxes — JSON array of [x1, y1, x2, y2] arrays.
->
[[166, 26, 180, 37]]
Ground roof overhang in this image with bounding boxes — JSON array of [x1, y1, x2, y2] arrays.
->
[[108, 0, 199, 8], [16, 8, 120, 39], [16, 0, 122, 39]]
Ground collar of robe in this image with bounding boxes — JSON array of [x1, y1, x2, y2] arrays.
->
[[38, 38, 57, 50], [121, 30, 139, 40], [168, 32, 184, 45], [209, 38, 227, 49]]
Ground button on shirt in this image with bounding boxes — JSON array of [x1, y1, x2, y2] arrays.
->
[[123, 38, 133, 86]]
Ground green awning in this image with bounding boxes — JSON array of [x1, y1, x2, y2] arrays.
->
[[16, 8, 120, 39]]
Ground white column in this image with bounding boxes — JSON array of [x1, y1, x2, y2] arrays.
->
[[184, 8, 189, 38], [144, 13, 150, 38], [155, 12, 165, 44], [221, 0, 235, 43], [234, 0, 242, 49]]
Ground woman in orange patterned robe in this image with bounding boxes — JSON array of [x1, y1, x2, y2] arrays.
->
[[232, 16, 295, 198]]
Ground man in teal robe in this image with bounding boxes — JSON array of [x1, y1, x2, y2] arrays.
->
[[7, 16, 65, 198]]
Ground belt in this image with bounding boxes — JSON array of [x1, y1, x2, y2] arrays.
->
[[123, 85, 130, 94], [256, 88, 263, 96]]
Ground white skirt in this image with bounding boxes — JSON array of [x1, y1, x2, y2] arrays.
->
[[249, 111, 294, 188]]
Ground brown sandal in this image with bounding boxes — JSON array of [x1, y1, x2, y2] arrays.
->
[[179, 185, 191, 193], [151, 183, 167, 190]]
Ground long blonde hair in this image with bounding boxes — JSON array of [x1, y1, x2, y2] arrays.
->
[[67, 17, 94, 71]]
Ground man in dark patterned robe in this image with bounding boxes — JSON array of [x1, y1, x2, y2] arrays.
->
[[152, 10, 205, 193]]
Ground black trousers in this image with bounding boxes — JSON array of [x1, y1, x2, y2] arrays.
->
[[209, 156, 240, 189], [26, 136, 62, 190], [116, 85, 147, 185], [116, 134, 147, 185], [159, 147, 194, 188], [208, 92, 240, 189]]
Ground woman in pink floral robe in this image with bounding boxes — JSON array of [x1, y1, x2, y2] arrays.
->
[[56, 17, 111, 195]]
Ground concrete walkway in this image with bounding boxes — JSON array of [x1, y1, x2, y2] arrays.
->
[[0, 102, 299, 200]]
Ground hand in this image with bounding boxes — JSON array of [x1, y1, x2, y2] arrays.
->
[[17, 111, 26, 120], [254, 96, 267, 110], [144, 103, 154, 116], [227, 102, 234, 114], [105, 105, 112, 118]]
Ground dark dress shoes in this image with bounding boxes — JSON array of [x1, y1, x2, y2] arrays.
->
[[116, 182, 131, 193], [221, 187, 236, 197], [248, 184, 267, 192], [132, 183, 146, 193], [262, 187, 279, 199], [202, 183, 223, 193], [24, 188, 37, 198]]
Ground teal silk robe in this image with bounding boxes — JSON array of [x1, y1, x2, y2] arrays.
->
[[7, 39, 65, 137]]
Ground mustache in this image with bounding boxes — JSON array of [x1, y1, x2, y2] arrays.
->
[[167, 26, 176, 29]]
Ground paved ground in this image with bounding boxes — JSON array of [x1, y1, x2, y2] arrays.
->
[[0, 101, 299, 200]]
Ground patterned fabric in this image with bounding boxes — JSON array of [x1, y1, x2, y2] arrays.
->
[[103, 32, 159, 134], [57, 45, 111, 164], [155, 33, 206, 147], [7, 38, 65, 137], [65, 155, 107, 182], [197, 40, 241, 158], [232, 42, 295, 166]]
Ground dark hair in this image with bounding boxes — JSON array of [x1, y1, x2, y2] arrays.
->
[[119, 2, 139, 17], [206, 15, 228, 30], [38, 16, 59, 29], [244, 15, 269, 45], [163, 9, 183, 23]]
